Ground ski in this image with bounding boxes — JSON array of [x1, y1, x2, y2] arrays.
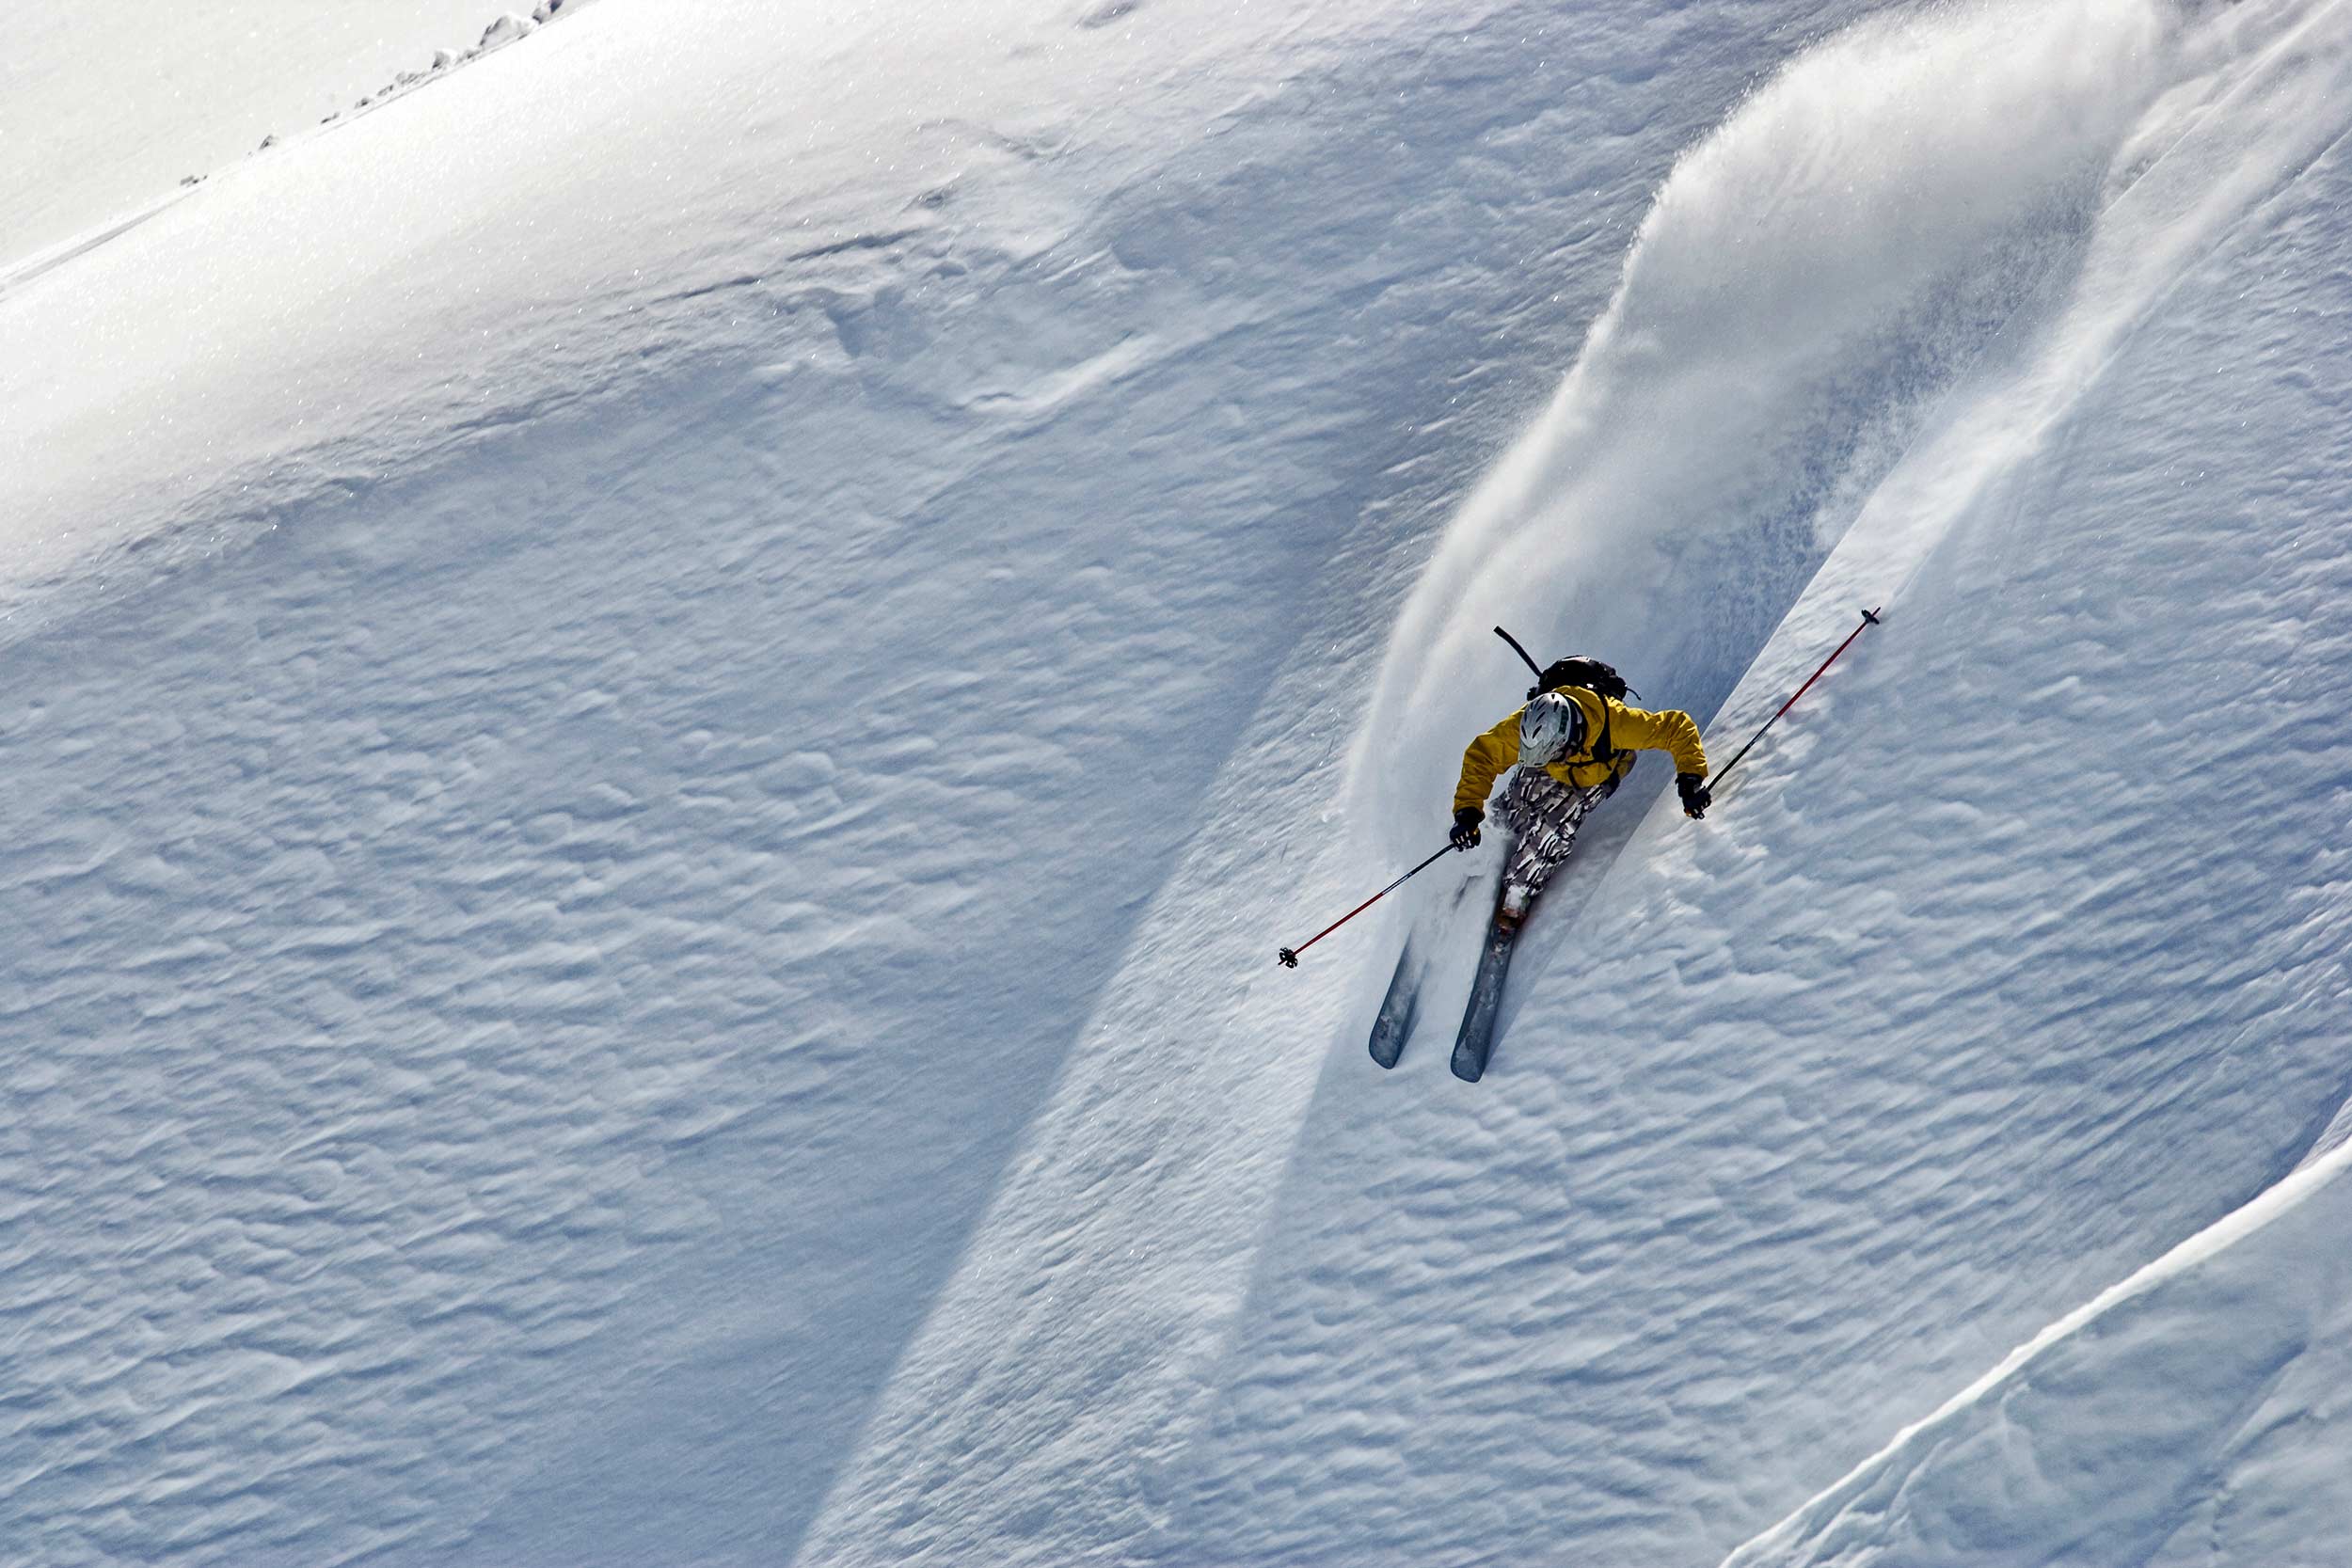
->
[[1367, 939, 1425, 1069], [1368, 877, 1481, 1069], [1450, 879, 1532, 1082]]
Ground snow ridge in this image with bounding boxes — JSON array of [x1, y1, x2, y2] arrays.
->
[[0, 4, 591, 283], [323, 3, 589, 133], [1723, 1135, 2352, 1568]]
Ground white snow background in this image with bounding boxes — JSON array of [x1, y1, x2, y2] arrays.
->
[[4, 0, 2350, 1564]]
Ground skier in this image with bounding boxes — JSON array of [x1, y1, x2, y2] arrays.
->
[[1446, 661, 1711, 926], [1335, 628, 1870, 1077]]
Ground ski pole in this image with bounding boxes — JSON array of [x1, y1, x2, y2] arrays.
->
[[1278, 844, 1455, 968], [1709, 607, 1882, 790]]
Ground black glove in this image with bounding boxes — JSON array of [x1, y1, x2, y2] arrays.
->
[[1450, 806, 1484, 850], [1677, 773, 1711, 819]]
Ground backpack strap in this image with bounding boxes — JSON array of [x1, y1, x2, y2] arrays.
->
[[1566, 688, 1616, 769]]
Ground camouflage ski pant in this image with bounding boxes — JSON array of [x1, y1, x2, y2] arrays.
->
[[1494, 766, 1616, 896]]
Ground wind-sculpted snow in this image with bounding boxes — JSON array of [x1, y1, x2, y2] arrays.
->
[[1724, 1138, 2352, 1568], [9, 0, 2352, 1562]]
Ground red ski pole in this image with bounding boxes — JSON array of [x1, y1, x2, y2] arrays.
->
[[1709, 608, 1882, 790], [1278, 843, 1455, 968]]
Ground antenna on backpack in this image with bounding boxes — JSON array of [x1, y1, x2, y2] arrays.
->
[[1493, 626, 1543, 679]]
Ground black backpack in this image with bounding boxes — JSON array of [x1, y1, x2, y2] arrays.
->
[[1528, 656, 1636, 769], [1527, 656, 1634, 704]]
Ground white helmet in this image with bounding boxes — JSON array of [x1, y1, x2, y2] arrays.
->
[[1518, 691, 1584, 767]]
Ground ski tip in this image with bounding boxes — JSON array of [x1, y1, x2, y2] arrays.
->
[[1450, 1058, 1485, 1084]]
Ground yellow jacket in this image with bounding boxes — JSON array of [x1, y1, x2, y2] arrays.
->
[[1454, 688, 1708, 813]]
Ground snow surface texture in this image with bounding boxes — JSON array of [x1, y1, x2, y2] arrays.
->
[[1726, 1141, 2352, 1568], [6, 0, 2352, 1564]]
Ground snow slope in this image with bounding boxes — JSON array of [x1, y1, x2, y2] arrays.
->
[[7, 0, 2352, 1564]]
